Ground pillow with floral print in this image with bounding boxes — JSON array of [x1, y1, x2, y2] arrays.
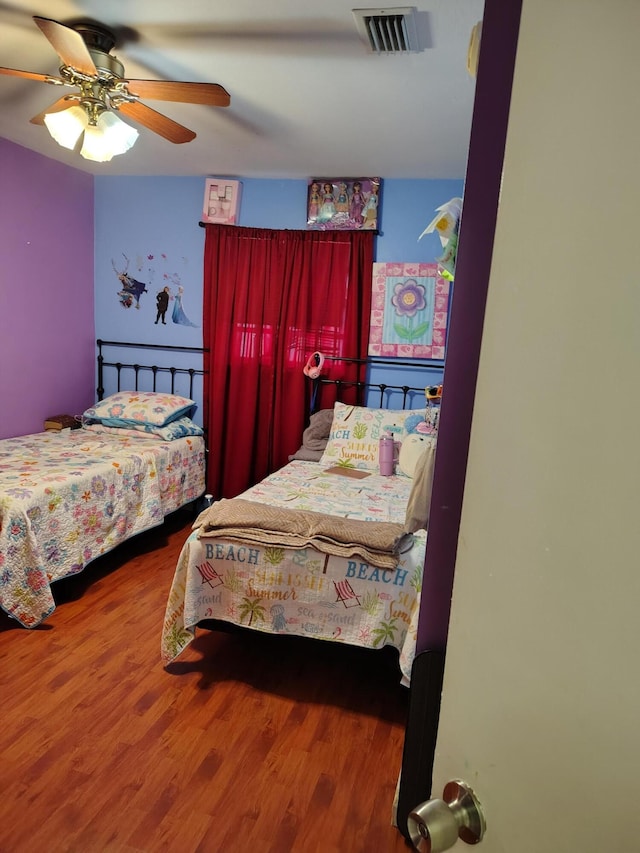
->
[[319, 402, 425, 471], [82, 391, 195, 428]]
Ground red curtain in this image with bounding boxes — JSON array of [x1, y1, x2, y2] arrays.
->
[[203, 224, 374, 498]]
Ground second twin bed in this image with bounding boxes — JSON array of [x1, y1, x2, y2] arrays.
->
[[162, 395, 437, 686]]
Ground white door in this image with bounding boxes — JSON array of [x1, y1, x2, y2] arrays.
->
[[430, 1, 640, 851]]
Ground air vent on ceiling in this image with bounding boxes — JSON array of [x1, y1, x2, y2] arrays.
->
[[352, 7, 419, 54]]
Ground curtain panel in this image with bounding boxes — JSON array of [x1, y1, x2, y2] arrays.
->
[[203, 224, 374, 498]]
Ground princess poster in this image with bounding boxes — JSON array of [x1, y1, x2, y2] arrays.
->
[[307, 177, 380, 231]]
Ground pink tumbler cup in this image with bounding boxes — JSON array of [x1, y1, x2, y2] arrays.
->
[[379, 431, 395, 476]]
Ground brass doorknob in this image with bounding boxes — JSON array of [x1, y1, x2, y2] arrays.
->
[[408, 780, 486, 852]]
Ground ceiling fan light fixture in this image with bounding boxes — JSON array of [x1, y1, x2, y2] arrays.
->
[[6, 16, 228, 159], [98, 110, 139, 153], [43, 105, 88, 149], [80, 111, 139, 162], [80, 122, 112, 162]]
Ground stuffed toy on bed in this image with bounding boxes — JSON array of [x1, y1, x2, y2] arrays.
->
[[404, 406, 439, 438], [399, 409, 439, 479]]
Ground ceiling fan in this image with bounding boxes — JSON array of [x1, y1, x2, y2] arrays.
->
[[0, 15, 230, 160]]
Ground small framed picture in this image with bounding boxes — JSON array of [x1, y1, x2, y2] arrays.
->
[[202, 178, 242, 224], [307, 177, 381, 231]]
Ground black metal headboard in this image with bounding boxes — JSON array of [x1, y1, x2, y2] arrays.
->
[[308, 354, 444, 413], [96, 341, 443, 423], [96, 339, 207, 401]]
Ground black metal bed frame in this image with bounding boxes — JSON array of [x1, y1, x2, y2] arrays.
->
[[313, 378, 438, 410], [96, 339, 207, 401], [309, 354, 444, 411], [96, 340, 444, 411]]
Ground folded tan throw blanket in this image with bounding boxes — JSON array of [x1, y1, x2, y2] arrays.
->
[[193, 499, 413, 570]]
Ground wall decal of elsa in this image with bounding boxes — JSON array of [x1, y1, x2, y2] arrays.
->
[[171, 284, 198, 328]]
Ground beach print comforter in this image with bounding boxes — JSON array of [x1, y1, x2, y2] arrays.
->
[[0, 429, 205, 627], [162, 461, 426, 685]]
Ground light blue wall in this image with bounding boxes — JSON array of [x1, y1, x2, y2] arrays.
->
[[94, 177, 463, 420]]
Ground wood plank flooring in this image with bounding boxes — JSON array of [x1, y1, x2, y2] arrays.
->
[[0, 510, 413, 853]]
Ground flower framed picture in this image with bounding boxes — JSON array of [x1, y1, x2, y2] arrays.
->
[[369, 262, 450, 358], [307, 177, 380, 230]]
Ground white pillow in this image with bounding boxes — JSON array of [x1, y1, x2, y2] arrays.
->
[[399, 434, 436, 478]]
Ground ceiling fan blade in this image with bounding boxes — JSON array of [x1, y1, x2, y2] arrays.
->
[[29, 96, 77, 125], [0, 65, 61, 83], [117, 101, 196, 144], [33, 15, 97, 76], [125, 79, 230, 107]]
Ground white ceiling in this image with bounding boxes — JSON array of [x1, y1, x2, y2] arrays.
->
[[0, 0, 484, 177]]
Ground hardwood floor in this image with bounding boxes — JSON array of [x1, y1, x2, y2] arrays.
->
[[0, 510, 414, 853]]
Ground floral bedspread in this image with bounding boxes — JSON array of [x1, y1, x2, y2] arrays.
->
[[162, 461, 426, 685], [0, 430, 205, 627]]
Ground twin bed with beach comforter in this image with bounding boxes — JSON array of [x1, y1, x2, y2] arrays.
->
[[0, 387, 205, 628], [162, 397, 438, 686]]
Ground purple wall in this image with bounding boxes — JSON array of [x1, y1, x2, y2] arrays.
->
[[416, 0, 523, 652], [0, 139, 95, 439]]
